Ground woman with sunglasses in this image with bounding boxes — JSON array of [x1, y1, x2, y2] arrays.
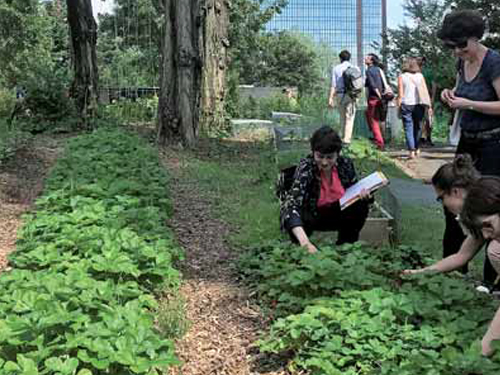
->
[[403, 155, 500, 355], [437, 9, 500, 291], [279, 126, 370, 254]]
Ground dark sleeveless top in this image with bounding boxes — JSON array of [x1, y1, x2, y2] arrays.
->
[[455, 49, 500, 132]]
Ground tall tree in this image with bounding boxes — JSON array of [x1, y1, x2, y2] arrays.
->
[[200, 0, 230, 135], [66, 0, 99, 123], [153, 0, 202, 147]]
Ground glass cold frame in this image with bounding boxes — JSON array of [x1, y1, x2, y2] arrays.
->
[[265, 0, 384, 67]]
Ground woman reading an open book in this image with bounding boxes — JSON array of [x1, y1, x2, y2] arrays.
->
[[279, 126, 371, 253]]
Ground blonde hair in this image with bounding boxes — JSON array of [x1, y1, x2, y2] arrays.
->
[[401, 57, 420, 73]]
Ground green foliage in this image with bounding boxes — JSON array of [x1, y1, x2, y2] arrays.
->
[[97, 0, 158, 87], [240, 241, 500, 374], [0, 129, 183, 374], [99, 96, 158, 125], [0, 1, 70, 88], [229, 94, 298, 119], [21, 64, 76, 126], [384, 0, 500, 92], [244, 31, 323, 93], [0, 87, 16, 118], [156, 295, 190, 340], [0, 120, 33, 164], [383, 0, 455, 88]]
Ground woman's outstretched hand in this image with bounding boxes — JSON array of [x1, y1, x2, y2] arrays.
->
[[401, 268, 425, 276], [303, 242, 318, 254]]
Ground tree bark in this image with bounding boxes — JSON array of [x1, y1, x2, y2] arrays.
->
[[66, 0, 99, 125], [200, 0, 230, 135], [155, 0, 203, 147]]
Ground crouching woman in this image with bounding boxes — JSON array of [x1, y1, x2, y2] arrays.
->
[[280, 126, 370, 253], [461, 176, 500, 356]]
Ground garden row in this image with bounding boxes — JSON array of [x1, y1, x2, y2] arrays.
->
[[0, 128, 182, 374], [239, 241, 500, 374]]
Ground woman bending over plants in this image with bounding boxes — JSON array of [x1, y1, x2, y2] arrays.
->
[[403, 155, 500, 355], [279, 126, 370, 254]]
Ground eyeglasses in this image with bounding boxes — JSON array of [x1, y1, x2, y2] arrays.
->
[[436, 192, 445, 203], [443, 39, 468, 50]]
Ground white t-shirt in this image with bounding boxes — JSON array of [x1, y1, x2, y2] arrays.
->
[[400, 72, 425, 105]]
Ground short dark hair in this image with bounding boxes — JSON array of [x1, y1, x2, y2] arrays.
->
[[310, 126, 342, 154], [431, 154, 479, 192], [368, 53, 381, 67], [437, 9, 485, 41], [339, 50, 351, 62], [461, 176, 500, 238]]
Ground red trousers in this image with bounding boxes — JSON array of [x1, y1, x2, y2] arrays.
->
[[365, 98, 384, 150]]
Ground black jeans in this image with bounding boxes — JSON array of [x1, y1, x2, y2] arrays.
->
[[289, 199, 370, 245], [444, 134, 500, 285]]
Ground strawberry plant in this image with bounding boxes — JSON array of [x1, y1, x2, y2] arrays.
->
[[0, 129, 183, 374], [240, 241, 500, 373]]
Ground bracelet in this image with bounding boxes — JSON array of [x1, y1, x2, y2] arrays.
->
[[468, 104, 474, 111]]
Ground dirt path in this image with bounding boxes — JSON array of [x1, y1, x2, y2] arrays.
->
[[0, 135, 65, 271], [160, 149, 288, 375], [386, 144, 456, 181]]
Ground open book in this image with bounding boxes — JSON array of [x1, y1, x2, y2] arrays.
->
[[340, 171, 389, 210]]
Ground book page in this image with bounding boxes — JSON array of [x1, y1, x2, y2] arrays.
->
[[340, 171, 389, 210]]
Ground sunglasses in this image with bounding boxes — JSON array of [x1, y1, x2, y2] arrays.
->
[[443, 39, 468, 49]]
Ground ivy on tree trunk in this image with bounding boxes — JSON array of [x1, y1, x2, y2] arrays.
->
[[66, 0, 99, 125]]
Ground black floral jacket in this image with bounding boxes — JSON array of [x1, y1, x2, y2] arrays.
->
[[280, 154, 358, 232]]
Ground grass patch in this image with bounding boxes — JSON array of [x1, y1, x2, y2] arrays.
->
[[156, 295, 190, 340], [180, 137, 431, 250]]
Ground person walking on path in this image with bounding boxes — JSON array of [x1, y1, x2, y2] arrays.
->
[[438, 9, 500, 291], [328, 50, 360, 146], [364, 53, 386, 150], [397, 57, 433, 159]]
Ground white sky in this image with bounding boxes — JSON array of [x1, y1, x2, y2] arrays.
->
[[387, 0, 407, 28], [91, 0, 115, 19]]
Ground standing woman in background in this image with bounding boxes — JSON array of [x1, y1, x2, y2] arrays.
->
[[364, 53, 385, 150], [438, 9, 500, 291], [397, 57, 433, 159]]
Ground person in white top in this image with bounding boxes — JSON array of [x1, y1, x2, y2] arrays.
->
[[397, 57, 433, 159], [328, 50, 358, 145]]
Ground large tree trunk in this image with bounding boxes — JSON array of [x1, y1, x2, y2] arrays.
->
[[154, 0, 203, 147], [200, 0, 230, 135], [66, 0, 99, 125]]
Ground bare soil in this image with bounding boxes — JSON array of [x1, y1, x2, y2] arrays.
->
[[160, 148, 291, 375], [0, 135, 65, 271]]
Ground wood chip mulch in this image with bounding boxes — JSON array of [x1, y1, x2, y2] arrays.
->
[[0, 136, 64, 272], [160, 149, 292, 375]]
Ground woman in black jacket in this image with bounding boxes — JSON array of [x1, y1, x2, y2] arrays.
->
[[280, 126, 370, 253]]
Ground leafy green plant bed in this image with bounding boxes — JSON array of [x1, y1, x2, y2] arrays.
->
[[239, 241, 500, 374], [0, 121, 33, 165], [0, 128, 182, 374]]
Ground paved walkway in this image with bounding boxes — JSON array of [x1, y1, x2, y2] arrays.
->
[[386, 144, 456, 206]]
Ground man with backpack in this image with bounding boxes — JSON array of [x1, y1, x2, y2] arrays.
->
[[328, 50, 362, 146]]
